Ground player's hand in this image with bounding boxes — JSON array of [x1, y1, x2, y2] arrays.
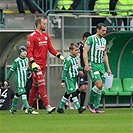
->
[[56, 54, 65, 61], [107, 68, 112, 75], [61, 83, 65, 88], [32, 62, 40, 72], [84, 65, 91, 72], [4, 81, 9, 87], [60, 55, 65, 61]]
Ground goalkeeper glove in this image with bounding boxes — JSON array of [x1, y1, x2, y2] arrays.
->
[[31, 61, 40, 72], [56, 54, 65, 61]]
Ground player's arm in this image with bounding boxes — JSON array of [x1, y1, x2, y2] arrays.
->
[[61, 59, 70, 88], [83, 37, 92, 72], [27, 36, 40, 72], [47, 36, 65, 61], [4, 61, 17, 86], [104, 50, 111, 75], [83, 45, 91, 72]]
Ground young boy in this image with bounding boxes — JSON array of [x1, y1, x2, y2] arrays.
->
[[4, 46, 38, 114], [57, 43, 86, 114]]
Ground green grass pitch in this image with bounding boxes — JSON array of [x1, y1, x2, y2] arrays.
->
[[0, 108, 133, 133]]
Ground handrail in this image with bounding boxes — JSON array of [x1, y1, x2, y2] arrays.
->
[[32, 0, 45, 13], [46, 9, 133, 15]]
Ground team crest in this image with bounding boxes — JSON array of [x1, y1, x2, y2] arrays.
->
[[45, 36, 48, 40]]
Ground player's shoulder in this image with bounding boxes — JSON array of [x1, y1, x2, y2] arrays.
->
[[65, 55, 75, 62], [29, 31, 36, 37], [66, 56, 71, 61], [86, 35, 94, 41], [91, 34, 96, 38], [14, 57, 20, 62]]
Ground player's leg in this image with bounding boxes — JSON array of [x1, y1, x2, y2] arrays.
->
[[77, 74, 88, 107], [28, 84, 38, 107], [36, 71, 56, 113], [10, 93, 19, 114], [86, 63, 99, 113], [94, 72, 105, 114], [71, 91, 86, 114], [22, 93, 29, 109], [57, 92, 70, 114], [80, 91, 86, 107], [70, 78, 86, 113], [66, 78, 80, 109], [87, 71, 104, 114], [21, 92, 39, 114]]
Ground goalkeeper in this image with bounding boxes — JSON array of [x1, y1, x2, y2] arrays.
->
[[27, 17, 65, 114]]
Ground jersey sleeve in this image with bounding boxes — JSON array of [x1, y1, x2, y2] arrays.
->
[[85, 36, 93, 47], [47, 35, 58, 56], [5, 61, 17, 82], [27, 35, 34, 59], [61, 59, 71, 82]]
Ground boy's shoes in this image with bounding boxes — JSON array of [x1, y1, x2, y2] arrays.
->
[[9, 110, 17, 114], [95, 109, 105, 114], [86, 104, 96, 114], [25, 108, 39, 114], [46, 105, 56, 114], [57, 107, 65, 114], [78, 107, 86, 114]]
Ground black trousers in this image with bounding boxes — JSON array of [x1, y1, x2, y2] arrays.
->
[[16, 0, 36, 13]]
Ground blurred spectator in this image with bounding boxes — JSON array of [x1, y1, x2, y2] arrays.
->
[[0, 83, 14, 110], [88, 0, 111, 34], [16, 0, 38, 13], [110, 0, 133, 31], [56, 0, 81, 10]]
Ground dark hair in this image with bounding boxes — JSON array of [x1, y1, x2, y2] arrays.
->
[[35, 17, 46, 27], [96, 23, 106, 30], [69, 43, 78, 50], [83, 32, 91, 39]]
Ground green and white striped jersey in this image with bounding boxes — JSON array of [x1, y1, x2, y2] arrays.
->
[[6, 56, 31, 88], [85, 34, 106, 63], [62, 55, 80, 81]]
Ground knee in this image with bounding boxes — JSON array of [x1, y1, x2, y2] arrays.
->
[[79, 85, 87, 92], [95, 81, 102, 90]]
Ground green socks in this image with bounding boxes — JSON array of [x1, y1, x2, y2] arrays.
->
[[89, 86, 102, 109], [10, 95, 19, 110]]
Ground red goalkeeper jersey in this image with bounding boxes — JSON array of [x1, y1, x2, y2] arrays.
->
[[27, 30, 58, 73]]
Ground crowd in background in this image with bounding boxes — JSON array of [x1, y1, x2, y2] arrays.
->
[[14, 0, 133, 32]]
